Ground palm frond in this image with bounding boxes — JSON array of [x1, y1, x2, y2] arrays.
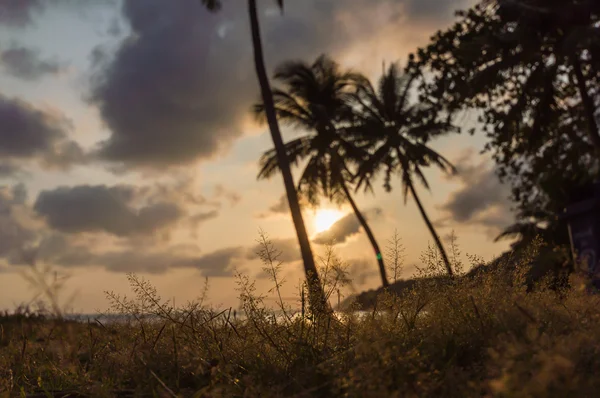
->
[[257, 136, 313, 180], [297, 154, 328, 206], [354, 143, 393, 192], [413, 142, 457, 174], [495, 221, 543, 242], [412, 164, 431, 191]]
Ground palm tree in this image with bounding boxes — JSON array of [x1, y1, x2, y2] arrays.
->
[[351, 64, 457, 276], [247, 0, 329, 310], [201, 0, 328, 310], [254, 55, 390, 287]]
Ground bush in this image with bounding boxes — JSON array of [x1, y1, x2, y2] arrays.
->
[[2, 233, 600, 397]]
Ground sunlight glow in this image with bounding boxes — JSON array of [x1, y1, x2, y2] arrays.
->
[[313, 209, 344, 233]]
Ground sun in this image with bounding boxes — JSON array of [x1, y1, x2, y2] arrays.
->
[[313, 209, 344, 233]]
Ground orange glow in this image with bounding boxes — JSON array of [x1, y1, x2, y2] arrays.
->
[[313, 209, 344, 233]]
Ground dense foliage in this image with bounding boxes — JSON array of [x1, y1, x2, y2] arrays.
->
[[408, 0, 600, 248]]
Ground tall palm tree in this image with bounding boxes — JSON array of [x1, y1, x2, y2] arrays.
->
[[247, 0, 329, 310], [200, 0, 328, 309], [254, 55, 390, 288], [352, 64, 457, 276]]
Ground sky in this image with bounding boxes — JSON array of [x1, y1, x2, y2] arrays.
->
[[0, 0, 513, 313]]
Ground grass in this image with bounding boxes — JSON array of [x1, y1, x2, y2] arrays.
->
[[1, 233, 600, 397]]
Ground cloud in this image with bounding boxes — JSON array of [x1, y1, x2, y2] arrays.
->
[[189, 209, 219, 238], [0, 0, 118, 28], [0, 95, 85, 169], [0, 96, 67, 157], [0, 0, 44, 28], [437, 150, 513, 236], [87, 0, 472, 171], [1, 45, 66, 80], [268, 195, 288, 214], [185, 246, 245, 277], [247, 237, 301, 263], [29, 233, 238, 276], [95, 246, 241, 276], [1, 188, 327, 275], [256, 194, 289, 219], [347, 257, 380, 287], [0, 162, 23, 178], [0, 176, 240, 276], [94, 245, 241, 276], [34, 185, 184, 237], [213, 184, 241, 207], [26, 233, 94, 267], [191, 210, 219, 225], [0, 184, 38, 260], [87, 0, 246, 168], [313, 208, 382, 245], [106, 16, 122, 37]]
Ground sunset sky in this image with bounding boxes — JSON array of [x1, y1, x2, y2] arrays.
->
[[0, 0, 513, 313]]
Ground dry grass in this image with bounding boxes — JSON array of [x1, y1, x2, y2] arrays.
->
[[1, 234, 599, 397]]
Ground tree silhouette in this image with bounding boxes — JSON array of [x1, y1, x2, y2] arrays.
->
[[351, 65, 457, 276], [248, 0, 329, 311], [200, 0, 328, 310], [254, 55, 390, 287], [409, 0, 600, 252]]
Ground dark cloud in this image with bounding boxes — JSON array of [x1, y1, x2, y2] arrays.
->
[[34, 185, 184, 237], [313, 208, 382, 245], [184, 246, 245, 277], [1, 45, 65, 81], [0, 0, 44, 27], [0, 95, 85, 169], [438, 151, 513, 235], [0, 161, 22, 178], [88, 0, 244, 168], [26, 233, 93, 267], [88, 0, 470, 170], [0, 95, 68, 157]]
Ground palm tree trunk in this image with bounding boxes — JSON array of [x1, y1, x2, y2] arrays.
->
[[340, 182, 389, 287], [248, 0, 328, 311], [572, 53, 600, 153], [407, 182, 454, 276]]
